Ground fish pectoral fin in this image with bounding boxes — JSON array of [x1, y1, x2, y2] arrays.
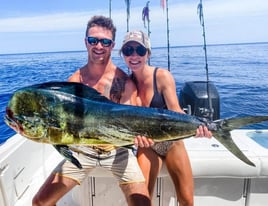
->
[[53, 145, 82, 169]]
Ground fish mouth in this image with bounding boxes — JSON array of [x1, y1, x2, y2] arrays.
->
[[5, 107, 24, 133], [5, 107, 48, 141]]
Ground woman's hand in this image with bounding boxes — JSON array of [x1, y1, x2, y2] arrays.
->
[[134, 135, 155, 148], [195, 125, 213, 138]]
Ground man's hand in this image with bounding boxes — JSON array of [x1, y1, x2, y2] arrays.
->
[[195, 125, 212, 138], [134, 135, 154, 148]]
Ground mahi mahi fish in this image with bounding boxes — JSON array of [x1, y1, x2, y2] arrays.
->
[[4, 81, 268, 168]]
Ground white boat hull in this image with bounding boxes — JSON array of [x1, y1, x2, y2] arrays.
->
[[1, 130, 268, 206]]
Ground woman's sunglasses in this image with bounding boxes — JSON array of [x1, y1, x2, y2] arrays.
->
[[87, 37, 113, 47], [122, 45, 147, 57]]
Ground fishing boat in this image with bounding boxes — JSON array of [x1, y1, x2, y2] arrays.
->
[[1, 105, 268, 206], [1, 81, 268, 206], [1, 2, 268, 206]]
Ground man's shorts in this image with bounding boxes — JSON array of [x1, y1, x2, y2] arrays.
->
[[53, 146, 145, 185]]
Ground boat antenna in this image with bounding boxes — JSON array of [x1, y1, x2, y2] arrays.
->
[[197, 0, 214, 120]]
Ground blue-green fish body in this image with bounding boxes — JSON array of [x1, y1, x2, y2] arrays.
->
[[5, 82, 268, 167]]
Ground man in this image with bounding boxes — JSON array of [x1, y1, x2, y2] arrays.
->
[[32, 15, 151, 206]]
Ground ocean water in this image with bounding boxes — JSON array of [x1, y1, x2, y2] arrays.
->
[[1, 43, 268, 144]]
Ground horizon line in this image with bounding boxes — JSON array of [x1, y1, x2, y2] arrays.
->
[[1, 41, 267, 56]]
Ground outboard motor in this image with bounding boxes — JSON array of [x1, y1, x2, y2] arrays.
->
[[179, 81, 220, 120]]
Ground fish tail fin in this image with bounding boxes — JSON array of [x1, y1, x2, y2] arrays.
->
[[213, 131, 255, 167], [219, 116, 268, 130], [212, 116, 268, 167], [53, 145, 82, 169]]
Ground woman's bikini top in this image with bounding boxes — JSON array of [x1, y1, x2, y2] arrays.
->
[[149, 67, 167, 109]]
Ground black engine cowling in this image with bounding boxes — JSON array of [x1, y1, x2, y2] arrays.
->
[[179, 81, 220, 120]]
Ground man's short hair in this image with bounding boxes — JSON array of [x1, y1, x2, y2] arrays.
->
[[86, 15, 117, 41]]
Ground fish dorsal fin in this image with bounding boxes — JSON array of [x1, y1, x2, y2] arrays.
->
[[26, 81, 114, 104]]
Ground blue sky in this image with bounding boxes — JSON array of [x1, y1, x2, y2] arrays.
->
[[0, 0, 267, 54]]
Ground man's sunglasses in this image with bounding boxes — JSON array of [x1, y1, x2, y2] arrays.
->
[[87, 37, 113, 47], [122, 45, 147, 57]]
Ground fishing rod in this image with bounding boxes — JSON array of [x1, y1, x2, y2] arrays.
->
[[146, 1, 151, 39], [166, 0, 170, 71], [197, 0, 214, 120], [142, 1, 151, 65], [109, 0, 112, 18], [125, 0, 131, 32]]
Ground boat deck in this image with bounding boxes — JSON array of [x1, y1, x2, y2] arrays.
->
[[1, 130, 268, 206]]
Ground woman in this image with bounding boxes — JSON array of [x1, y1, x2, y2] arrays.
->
[[120, 30, 211, 206]]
